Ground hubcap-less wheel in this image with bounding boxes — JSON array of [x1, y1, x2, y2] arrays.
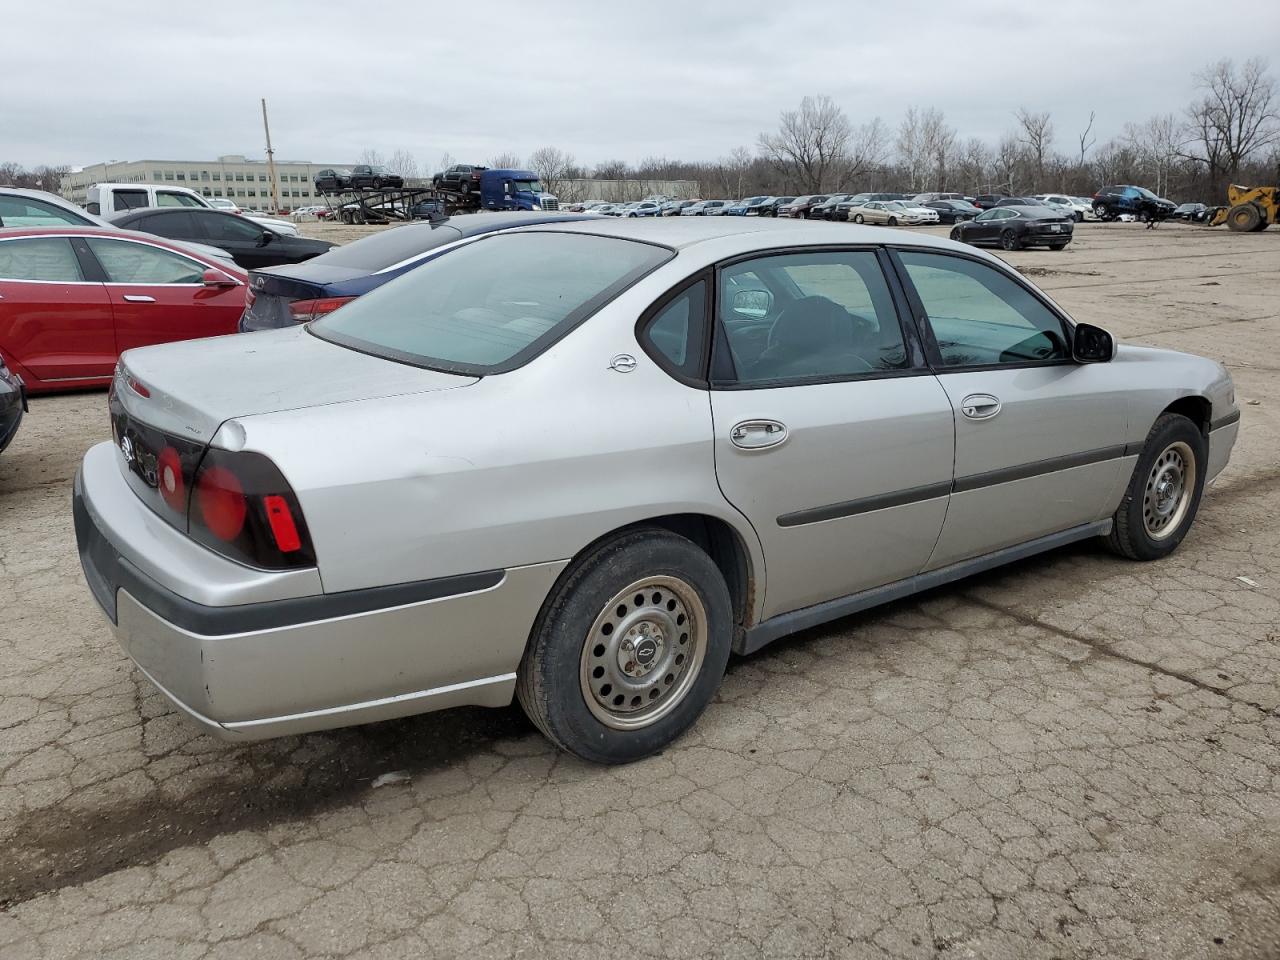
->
[[1001, 230, 1019, 250], [1143, 441, 1195, 539], [579, 576, 706, 730]]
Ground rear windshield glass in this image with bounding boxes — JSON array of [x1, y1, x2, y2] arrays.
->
[[308, 222, 463, 270], [311, 232, 672, 374]]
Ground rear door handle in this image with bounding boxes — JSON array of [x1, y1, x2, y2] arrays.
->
[[122, 295, 156, 303], [961, 394, 1002, 420], [730, 419, 788, 449]]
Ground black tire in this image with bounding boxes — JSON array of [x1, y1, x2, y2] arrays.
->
[[1000, 229, 1021, 251], [372, 178, 383, 189], [949, 226, 963, 242], [1094, 203, 1110, 221], [1075, 211, 1084, 223], [1106, 413, 1207, 561], [1226, 203, 1262, 232], [887, 216, 898, 226], [516, 528, 733, 764], [799, 210, 808, 219], [853, 213, 864, 224]]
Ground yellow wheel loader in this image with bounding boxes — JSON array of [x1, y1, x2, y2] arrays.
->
[[1208, 184, 1278, 231]]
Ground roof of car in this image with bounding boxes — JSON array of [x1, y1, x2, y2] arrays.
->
[[503, 213, 963, 254]]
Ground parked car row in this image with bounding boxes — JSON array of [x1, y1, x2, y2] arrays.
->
[[313, 166, 406, 192]]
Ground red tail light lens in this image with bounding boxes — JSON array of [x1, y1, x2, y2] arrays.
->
[[157, 445, 187, 513], [195, 465, 247, 541], [289, 296, 355, 321], [188, 449, 315, 569]]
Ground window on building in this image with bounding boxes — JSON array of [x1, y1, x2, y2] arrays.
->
[[235, 174, 244, 181], [153, 172, 164, 181], [176, 173, 185, 180], [258, 174, 267, 182], [247, 189, 256, 197], [164, 171, 174, 180], [213, 172, 221, 181], [201, 172, 210, 181], [213, 189, 223, 197]]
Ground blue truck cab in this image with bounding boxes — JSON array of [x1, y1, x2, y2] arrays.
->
[[480, 169, 560, 211]]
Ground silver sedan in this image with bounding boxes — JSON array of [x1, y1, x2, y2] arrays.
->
[[75, 217, 1239, 763]]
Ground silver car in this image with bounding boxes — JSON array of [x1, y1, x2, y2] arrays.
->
[[74, 218, 1239, 763]]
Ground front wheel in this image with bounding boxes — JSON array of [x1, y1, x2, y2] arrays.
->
[[1000, 229, 1021, 251], [372, 178, 383, 189], [887, 217, 898, 226], [1094, 203, 1110, 220], [853, 214, 864, 224], [1106, 413, 1207, 561], [517, 529, 732, 764], [949, 226, 963, 242]]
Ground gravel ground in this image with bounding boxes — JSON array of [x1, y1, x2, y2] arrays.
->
[[1, 220, 1278, 959]]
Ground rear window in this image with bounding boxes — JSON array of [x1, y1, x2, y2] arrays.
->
[[308, 222, 464, 270], [311, 231, 672, 374]]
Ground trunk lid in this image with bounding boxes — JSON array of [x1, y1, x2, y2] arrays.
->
[[115, 325, 477, 444]]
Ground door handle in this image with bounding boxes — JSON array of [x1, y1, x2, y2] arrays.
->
[[960, 394, 1002, 420], [730, 419, 788, 450], [122, 295, 156, 303]]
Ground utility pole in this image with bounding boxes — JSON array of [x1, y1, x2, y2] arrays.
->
[[261, 98, 282, 213]]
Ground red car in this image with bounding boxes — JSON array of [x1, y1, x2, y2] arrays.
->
[[0, 226, 246, 394]]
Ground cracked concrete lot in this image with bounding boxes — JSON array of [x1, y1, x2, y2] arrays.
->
[[1, 222, 1278, 959]]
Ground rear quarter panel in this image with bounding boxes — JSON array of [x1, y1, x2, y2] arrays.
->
[[228, 260, 766, 599]]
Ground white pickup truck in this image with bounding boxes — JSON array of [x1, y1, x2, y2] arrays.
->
[[84, 183, 299, 236]]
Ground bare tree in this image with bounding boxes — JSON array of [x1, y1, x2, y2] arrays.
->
[[1014, 108, 1054, 190], [757, 94, 853, 193], [488, 152, 523, 169], [844, 117, 888, 187], [1183, 57, 1279, 185], [896, 107, 925, 190], [436, 152, 455, 176], [1077, 111, 1097, 166], [592, 159, 631, 180], [1123, 114, 1181, 196], [359, 148, 386, 167], [528, 146, 576, 197], [386, 149, 419, 179]]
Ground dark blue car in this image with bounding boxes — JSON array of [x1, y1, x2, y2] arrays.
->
[[239, 212, 592, 331]]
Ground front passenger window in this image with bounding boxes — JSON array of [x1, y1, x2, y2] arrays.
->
[[898, 251, 1069, 367]]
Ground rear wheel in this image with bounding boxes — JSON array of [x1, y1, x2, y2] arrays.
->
[[517, 529, 732, 764], [1000, 229, 1021, 251], [1106, 413, 1206, 561], [853, 214, 864, 224], [1094, 203, 1110, 220], [887, 217, 898, 226], [372, 178, 383, 189]]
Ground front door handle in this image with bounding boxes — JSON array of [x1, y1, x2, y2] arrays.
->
[[122, 294, 156, 303], [730, 419, 788, 449], [961, 394, 1002, 420]]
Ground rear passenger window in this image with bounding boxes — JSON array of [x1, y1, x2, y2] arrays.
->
[[642, 280, 706, 380], [85, 238, 205, 284], [0, 237, 84, 281], [898, 251, 1068, 366], [718, 251, 907, 385]]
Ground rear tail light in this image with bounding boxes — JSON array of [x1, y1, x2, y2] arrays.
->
[[188, 449, 315, 569], [288, 296, 355, 322]]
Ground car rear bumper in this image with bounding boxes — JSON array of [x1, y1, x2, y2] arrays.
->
[[74, 443, 566, 740]]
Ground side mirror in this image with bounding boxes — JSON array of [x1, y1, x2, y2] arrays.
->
[[1073, 323, 1115, 363], [257, 230, 273, 247], [732, 288, 773, 319], [202, 269, 237, 288]]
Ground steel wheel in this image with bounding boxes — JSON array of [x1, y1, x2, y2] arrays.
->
[[579, 575, 707, 730], [1142, 441, 1196, 540]]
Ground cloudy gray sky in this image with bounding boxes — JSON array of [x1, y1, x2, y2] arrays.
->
[[7, 0, 1279, 171]]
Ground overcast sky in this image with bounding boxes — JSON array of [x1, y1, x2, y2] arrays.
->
[[7, 0, 1279, 171]]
